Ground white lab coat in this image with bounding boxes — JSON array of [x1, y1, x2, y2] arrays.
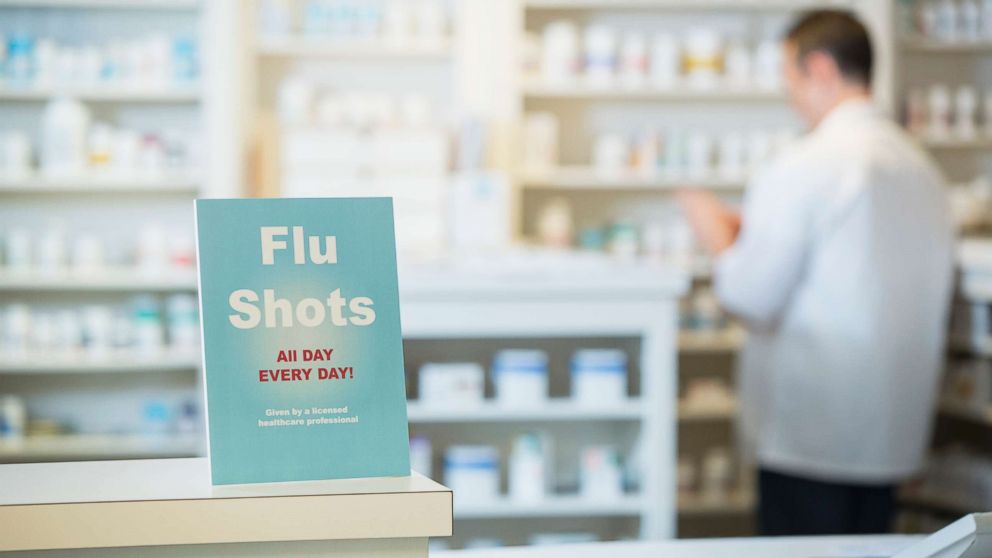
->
[[716, 99, 954, 484]]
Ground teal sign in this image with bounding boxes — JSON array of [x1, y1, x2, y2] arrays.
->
[[196, 198, 410, 485]]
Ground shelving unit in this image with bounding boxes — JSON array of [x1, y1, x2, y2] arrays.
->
[[401, 264, 685, 545], [0, 269, 197, 292], [917, 136, 992, 150], [678, 327, 746, 353], [0, 175, 200, 194], [523, 0, 852, 11], [0, 433, 200, 463], [521, 167, 747, 191], [255, 36, 452, 59], [521, 82, 785, 102], [456, 495, 644, 519], [407, 400, 643, 423], [0, 351, 199, 374], [0, 0, 216, 465], [677, 490, 755, 516], [0, 0, 198, 9], [0, 86, 200, 103], [894, 3, 992, 528]]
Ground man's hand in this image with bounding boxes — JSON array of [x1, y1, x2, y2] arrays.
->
[[676, 189, 741, 256]]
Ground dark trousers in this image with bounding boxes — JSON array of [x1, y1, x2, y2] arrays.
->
[[758, 468, 895, 536]]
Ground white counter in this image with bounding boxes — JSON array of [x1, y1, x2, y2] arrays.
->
[[0, 458, 452, 556], [439, 535, 923, 558]]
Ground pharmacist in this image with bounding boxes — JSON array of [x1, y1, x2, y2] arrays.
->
[[679, 11, 954, 536]]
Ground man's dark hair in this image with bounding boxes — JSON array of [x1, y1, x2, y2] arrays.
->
[[785, 10, 873, 87]]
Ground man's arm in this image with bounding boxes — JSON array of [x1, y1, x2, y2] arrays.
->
[[677, 190, 741, 256], [678, 171, 812, 327]]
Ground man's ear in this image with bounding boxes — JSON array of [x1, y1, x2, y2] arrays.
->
[[803, 50, 839, 83]]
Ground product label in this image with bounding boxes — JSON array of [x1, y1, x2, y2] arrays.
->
[[196, 198, 410, 485]]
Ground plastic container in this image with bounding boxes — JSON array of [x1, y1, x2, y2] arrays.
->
[[40, 97, 90, 178], [167, 294, 199, 351], [580, 445, 624, 500], [493, 350, 549, 408], [541, 21, 579, 85], [508, 432, 548, 503], [571, 349, 628, 406], [0, 395, 26, 442], [583, 25, 617, 87], [418, 362, 485, 407], [132, 296, 164, 356], [445, 445, 500, 505]]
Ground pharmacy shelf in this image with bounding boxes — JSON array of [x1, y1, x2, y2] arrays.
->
[[255, 36, 451, 59], [678, 327, 745, 353], [678, 401, 737, 422], [947, 335, 992, 358], [677, 490, 755, 516], [0, 86, 200, 103], [0, 0, 197, 8], [918, 136, 992, 150], [0, 269, 197, 292], [938, 398, 992, 426], [524, 0, 848, 11], [0, 351, 200, 374], [899, 487, 982, 516], [0, 433, 200, 464], [521, 167, 747, 191], [407, 400, 642, 423], [455, 495, 643, 519], [522, 81, 785, 102], [901, 37, 992, 54], [0, 175, 200, 194]]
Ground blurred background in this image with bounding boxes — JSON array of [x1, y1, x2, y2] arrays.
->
[[0, 0, 991, 550]]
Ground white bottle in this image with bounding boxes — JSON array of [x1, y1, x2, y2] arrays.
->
[[961, 0, 982, 41], [649, 33, 680, 89], [541, 21, 579, 85], [724, 42, 752, 88], [928, 84, 953, 138], [618, 32, 648, 90], [936, 0, 959, 43], [508, 433, 547, 503], [584, 25, 617, 88], [753, 40, 782, 90], [683, 28, 722, 90], [955, 85, 979, 138], [40, 97, 91, 178]]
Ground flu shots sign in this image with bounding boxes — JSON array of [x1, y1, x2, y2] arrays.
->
[[195, 198, 410, 485]]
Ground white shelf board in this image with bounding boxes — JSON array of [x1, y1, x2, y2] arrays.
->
[[0, 85, 200, 102], [677, 490, 755, 516], [678, 401, 737, 422], [678, 327, 745, 353], [938, 398, 992, 426], [947, 335, 992, 358], [918, 135, 992, 150], [0, 0, 197, 8], [902, 37, 992, 53], [0, 174, 199, 194], [0, 433, 200, 463], [899, 487, 981, 515], [523, 81, 785, 101], [0, 269, 197, 291], [407, 400, 642, 423], [0, 351, 200, 374], [455, 495, 643, 519], [521, 167, 747, 191], [256, 36, 450, 59], [525, 0, 848, 11]]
